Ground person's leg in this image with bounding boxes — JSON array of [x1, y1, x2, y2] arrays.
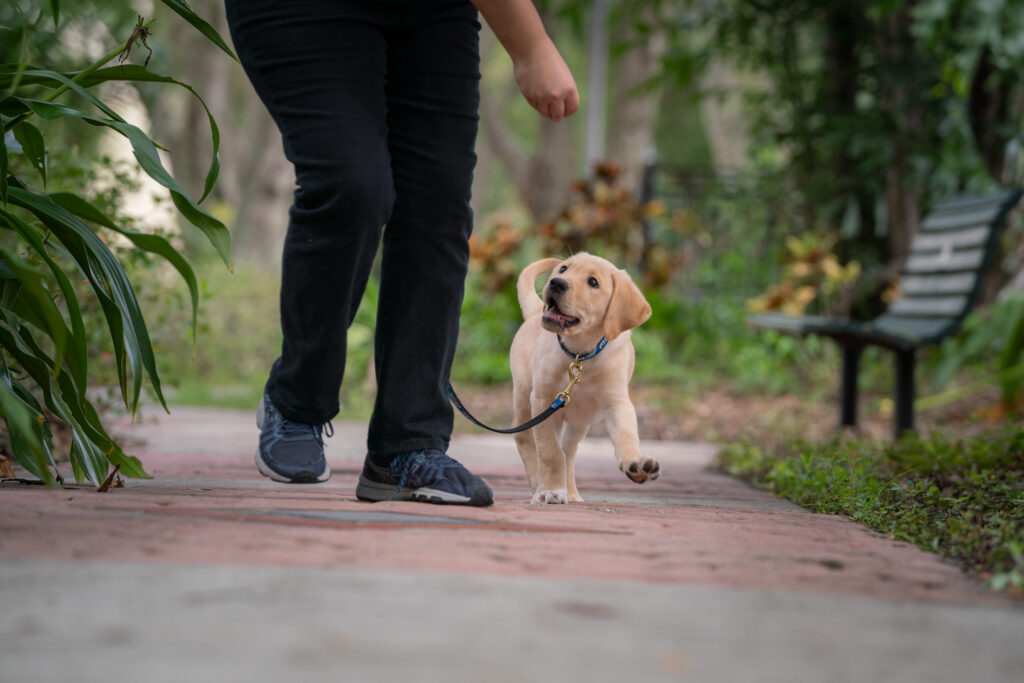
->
[[354, 0, 492, 505], [225, 0, 396, 423], [224, 0, 397, 481], [366, 0, 482, 458]]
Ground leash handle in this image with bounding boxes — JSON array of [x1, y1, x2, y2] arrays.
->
[[447, 383, 566, 434]]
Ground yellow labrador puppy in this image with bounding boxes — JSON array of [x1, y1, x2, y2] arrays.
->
[[511, 253, 656, 504]]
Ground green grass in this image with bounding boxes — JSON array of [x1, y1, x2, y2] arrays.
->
[[715, 429, 1024, 594]]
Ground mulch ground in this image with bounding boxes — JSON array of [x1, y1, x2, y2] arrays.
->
[[450, 381, 1012, 446]]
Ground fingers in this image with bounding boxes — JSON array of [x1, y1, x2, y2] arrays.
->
[[512, 41, 579, 121], [564, 87, 580, 117], [534, 88, 578, 121], [516, 48, 581, 120], [547, 98, 565, 121]]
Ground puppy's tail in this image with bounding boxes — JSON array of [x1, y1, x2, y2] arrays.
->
[[517, 257, 561, 320]]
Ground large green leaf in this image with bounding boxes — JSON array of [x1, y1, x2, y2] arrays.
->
[[10, 192, 153, 416], [49, 191, 200, 352], [998, 298, 1024, 402], [0, 63, 50, 89], [2, 66, 222, 202], [7, 186, 168, 417], [81, 397, 148, 479], [0, 6, 29, 102], [49, 0, 60, 28], [158, 0, 239, 63], [43, 335, 148, 480], [10, 120, 46, 186], [0, 321, 148, 483], [15, 98, 233, 269], [0, 244, 69, 371], [72, 66, 221, 202], [0, 207, 89, 391], [20, 69, 127, 123], [0, 324, 104, 484], [0, 99, 29, 117], [1, 129, 8, 206], [0, 370, 53, 484], [6, 368, 60, 476]]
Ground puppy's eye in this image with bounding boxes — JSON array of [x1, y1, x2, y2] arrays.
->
[[588, 277, 599, 289], [559, 265, 568, 273]]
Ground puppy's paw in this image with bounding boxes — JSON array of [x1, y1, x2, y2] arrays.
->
[[568, 490, 584, 503], [531, 488, 569, 504], [620, 456, 660, 484]]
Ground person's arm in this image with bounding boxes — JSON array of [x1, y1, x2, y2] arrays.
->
[[472, 0, 579, 121]]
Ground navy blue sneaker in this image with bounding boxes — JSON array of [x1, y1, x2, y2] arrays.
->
[[355, 449, 493, 506], [255, 394, 332, 483]]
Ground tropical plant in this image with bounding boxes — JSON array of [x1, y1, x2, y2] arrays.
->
[[469, 161, 696, 294], [746, 233, 862, 316], [0, 1, 235, 486], [925, 293, 1024, 414]]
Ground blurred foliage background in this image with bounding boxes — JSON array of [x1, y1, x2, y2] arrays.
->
[[7, 0, 1024, 449]]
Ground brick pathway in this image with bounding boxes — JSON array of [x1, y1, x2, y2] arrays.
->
[[1, 406, 1021, 682]]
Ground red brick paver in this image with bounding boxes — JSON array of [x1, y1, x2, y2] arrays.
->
[[0, 407, 1008, 607]]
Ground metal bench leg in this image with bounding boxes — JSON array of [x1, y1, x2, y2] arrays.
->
[[840, 344, 861, 429], [894, 349, 916, 438]]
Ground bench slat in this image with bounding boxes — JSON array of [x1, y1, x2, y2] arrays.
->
[[921, 204, 1004, 232], [904, 248, 984, 273], [872, 315, 955, 345], [747, 313, 833, 335], [888, 295, 969, 317], [911, 226, 990, 252], [928, 189, 1020, 214], [899, 273, 977, 296], [747, 189, 1019, 354]]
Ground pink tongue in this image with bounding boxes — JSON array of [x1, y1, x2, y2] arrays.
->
[[544, 309, 574, 325]]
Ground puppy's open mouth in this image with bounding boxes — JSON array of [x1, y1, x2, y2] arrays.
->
[[542, 299, 580, 329]]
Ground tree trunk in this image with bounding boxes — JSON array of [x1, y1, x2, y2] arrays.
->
[[698, 60, 750, 176], [480, 6, 668, 221], [522, 121, 578, 222], [231, 116, 292, 265], [884, 149, 920, 266], [585, 0, 609, 173], [606, 13, 668, 196], [877, 4, 922, 266], [153, 0, 221, 203], [824, 1, 876, 239], [153, 0, 290, 264], [477, 20, 577, 223]]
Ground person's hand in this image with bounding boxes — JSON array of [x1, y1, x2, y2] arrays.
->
[[513, 38, 579, 121]]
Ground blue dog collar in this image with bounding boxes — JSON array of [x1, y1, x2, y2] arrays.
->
[[557, 335, 608, 361]]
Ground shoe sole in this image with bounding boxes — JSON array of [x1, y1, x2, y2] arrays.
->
[[355, 475, 493, 506], [254, 449, 331, 484]]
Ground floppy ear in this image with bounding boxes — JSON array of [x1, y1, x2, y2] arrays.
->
[[603, 269, 652, 340]]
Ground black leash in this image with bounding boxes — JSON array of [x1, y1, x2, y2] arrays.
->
[[448, 336, 607, 434], [447, 383, 568, 434]]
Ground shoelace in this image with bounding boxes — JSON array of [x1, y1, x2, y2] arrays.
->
[[389, 449, 455, 499], [277, 419, 334, 447]]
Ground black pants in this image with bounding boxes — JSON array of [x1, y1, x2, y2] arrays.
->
[[224, 0, 480, 458]]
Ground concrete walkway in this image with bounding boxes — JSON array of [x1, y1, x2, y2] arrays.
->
[[1, 406, 1022, 682]]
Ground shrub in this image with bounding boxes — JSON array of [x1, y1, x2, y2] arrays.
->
[[0, 2, 235, 485], [717, 429, 1024, 594]]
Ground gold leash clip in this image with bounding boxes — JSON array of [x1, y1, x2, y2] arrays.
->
[[556, 359, 584, 404]]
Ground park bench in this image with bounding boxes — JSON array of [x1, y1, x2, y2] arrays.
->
[[748, 188, 1023, 438]]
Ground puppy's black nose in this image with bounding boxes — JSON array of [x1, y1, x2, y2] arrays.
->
[[548, 277, 568, 294]]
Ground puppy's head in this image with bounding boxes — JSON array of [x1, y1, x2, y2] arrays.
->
[[540, 253, 652, 341]]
